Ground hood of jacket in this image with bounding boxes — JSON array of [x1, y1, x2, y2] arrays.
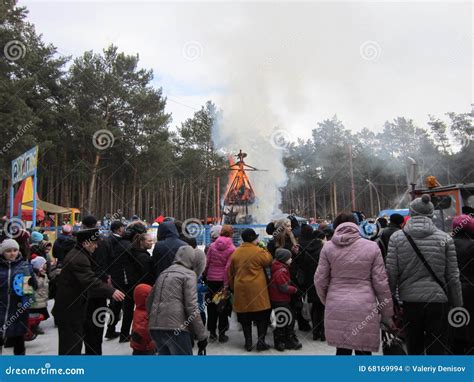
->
[[157, 221, 180, 241], [174, 245, 206, 276], [134, 283, 152, 309], [404, 215, 437, 238], [271, 258, 289, 273], [214, 236, 234, 252], [331, 222, 361, 247]]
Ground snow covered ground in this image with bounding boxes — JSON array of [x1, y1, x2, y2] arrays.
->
[[3, 302, 340, 356]]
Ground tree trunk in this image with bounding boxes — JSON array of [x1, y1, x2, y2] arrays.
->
[[86, 153, 101, 214]]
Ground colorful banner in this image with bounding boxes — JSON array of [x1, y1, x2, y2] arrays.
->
[[11, 146, 38, 185]]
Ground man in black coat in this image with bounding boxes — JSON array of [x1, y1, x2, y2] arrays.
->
[[300, 227, 325, 340], [52, 228, 125, 355], [378, 213, 404, 260], [106, 221, 147, 342], [151, 221, 186, 279]]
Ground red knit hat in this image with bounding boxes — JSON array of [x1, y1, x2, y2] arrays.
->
[[452, 214, 474, 234]]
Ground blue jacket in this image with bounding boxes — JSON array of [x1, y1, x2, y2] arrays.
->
[[0, 254, 36, 337], [151, 222, 187, 279]]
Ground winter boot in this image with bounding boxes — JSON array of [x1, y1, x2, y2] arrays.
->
[[285, 327, 302, 350], [257, 341, 271, 351], [119, 334, 130, 343], [320, 330, 326, 342], [218, 333, 229, 343], [256, 319, 270, 351], [209, 331, 218, 342], [273, 327, 286, 351], [242, 323, 253, 351], [105, 329, 120, 339]]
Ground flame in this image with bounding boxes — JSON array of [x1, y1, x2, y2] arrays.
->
[[224, 155, 235, 196], [224, 153, 256, 205]]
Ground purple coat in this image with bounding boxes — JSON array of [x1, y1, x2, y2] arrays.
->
[[205, 236, 235, 284], [315, 222, 393, 352]]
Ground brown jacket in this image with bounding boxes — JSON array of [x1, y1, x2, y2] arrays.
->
[[227, 242, 272, 313]]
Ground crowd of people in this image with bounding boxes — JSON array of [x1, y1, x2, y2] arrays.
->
[[0, 194, 472, 356]]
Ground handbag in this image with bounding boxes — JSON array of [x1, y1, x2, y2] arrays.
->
[[212, 288, 232, 316], [301, 294, 312, 322], [381, 328, 406, 355], [402, 231, 447, 297]]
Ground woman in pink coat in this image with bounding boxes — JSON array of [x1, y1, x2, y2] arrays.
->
[[204, 225, 236, 342], [315, 213, 394, 355]]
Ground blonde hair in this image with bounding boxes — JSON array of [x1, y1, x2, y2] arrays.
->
[[274, 218, 297, 248]]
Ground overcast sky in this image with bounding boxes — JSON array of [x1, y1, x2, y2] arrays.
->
[[22, 1, 472, 139]]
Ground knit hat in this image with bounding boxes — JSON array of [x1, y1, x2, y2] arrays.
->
[[210, 225, 222, 239], [410, 195, 434, 217], [31, 256, 47, 270], [275, 248, 292, 263], [0, 239, 20, 254], [452, 214, 474, 234], [241, 228, 259, 243], [76, 228, 100, 244], [390, 213, 405, 226], [31, 231, 43, 244]]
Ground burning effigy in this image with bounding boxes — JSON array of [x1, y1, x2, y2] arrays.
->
[[222, 150, 262, 224]]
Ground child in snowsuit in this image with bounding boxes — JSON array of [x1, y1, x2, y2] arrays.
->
[[0, 239, 36, 355], [130, 284, 156, 355], [269, 248, 302, 351], [29, 256, 50, 335]]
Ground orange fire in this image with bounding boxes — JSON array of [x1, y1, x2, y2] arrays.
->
[[224, 150, 256, 206]]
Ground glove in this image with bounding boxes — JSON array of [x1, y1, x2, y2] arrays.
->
[[197, 338, 208, 352]]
